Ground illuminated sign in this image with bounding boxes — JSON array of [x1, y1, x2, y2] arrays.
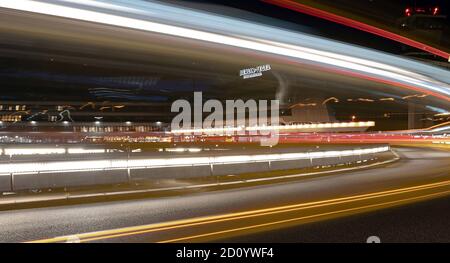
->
[[239, 64, 271, 79]]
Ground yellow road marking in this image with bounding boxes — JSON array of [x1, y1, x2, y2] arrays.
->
[[160, 190, 450, 243], [27, 179, 450, 243]]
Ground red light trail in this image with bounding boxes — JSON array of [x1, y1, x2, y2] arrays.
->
[[263, 0, 450, 61]]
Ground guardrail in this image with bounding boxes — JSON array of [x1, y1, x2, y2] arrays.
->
[[0, 145, 390, 192]]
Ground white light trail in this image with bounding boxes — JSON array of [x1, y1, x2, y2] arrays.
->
[[0, 0, 449, 99], [429, 125, 450, 133], [4, 148, 66, 156], [3, 147, 106, 155], [67, 148, 105, 154], [0, 146, 389, 174]]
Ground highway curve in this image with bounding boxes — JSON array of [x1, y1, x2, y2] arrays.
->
[[0, 146, 448, 243]]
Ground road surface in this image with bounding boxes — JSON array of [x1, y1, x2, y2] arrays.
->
[[0, 147, 448, 242]]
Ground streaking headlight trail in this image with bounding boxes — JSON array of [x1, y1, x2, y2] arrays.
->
[[1, 0, 449, 101]]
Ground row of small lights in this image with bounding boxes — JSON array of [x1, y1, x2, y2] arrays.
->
[[171, 121, 376, 134]]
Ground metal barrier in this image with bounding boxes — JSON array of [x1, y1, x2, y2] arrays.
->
[[0, 146, 390, 192]]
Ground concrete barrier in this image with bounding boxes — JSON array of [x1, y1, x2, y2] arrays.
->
[[0, 145, 390, 192], [11, 170, 128, 191], [269, 159, 312, 171], [340, 156, 359, 164], [131, 165, 211, 180], [212, 162, 270, 176], [312, 157, 341, 166], [0, 174, 11, 192]]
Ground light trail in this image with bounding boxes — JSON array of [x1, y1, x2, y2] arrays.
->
[[0, 0, 449, 100], [159, 190, 450, 243], [27, 179, 450, 243], [264, 0, 450, 61], [0, 146, 389, 174], [170, 121, 375, 134]]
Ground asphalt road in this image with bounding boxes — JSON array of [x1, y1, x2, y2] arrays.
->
[[222, 194, 450, 243], [0, 147, 448, 243]]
